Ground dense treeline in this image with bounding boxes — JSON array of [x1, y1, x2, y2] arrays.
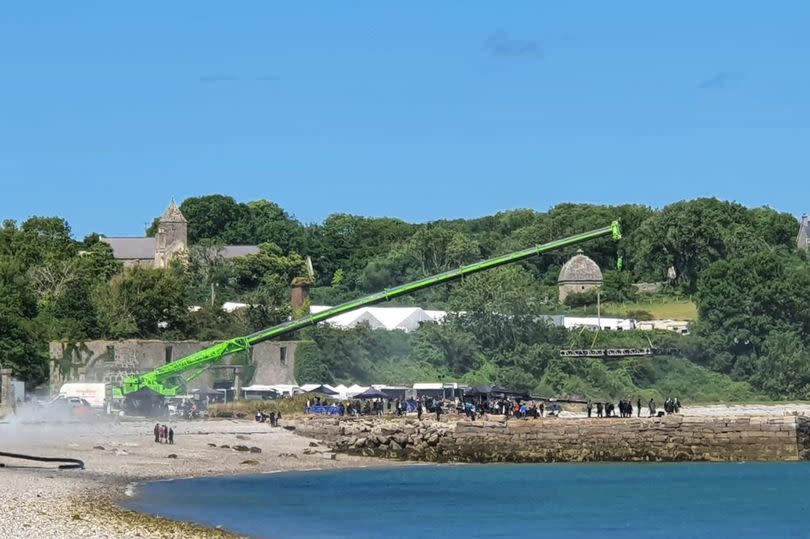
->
[[1, 196, 808, 401]]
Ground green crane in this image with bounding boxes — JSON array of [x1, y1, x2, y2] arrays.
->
[[121, 221, 621, 412]]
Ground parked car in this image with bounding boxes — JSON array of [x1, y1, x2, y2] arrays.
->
[[41, 396, 94, 418]]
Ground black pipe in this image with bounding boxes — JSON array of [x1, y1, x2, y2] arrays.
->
[[0, 450, 85, 470]]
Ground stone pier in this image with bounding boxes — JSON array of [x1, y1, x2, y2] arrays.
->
[[292, 415, 810, 462]]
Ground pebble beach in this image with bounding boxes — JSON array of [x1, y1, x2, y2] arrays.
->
[[0, 414, 390, 538]]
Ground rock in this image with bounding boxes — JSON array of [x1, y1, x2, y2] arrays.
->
[[93, 446, 105, 450], [236, 435, 249, 440], [167, 454, 178, 459], [321, 452, 336, 460], [283, 425, 296, 431], [278, 452, 298, 458], [249, 446, 262, 454], [241, 459, 259, 465], [233, 445, 250, 452], [309, 441, 319, 447], [207, 443, 217, 447]]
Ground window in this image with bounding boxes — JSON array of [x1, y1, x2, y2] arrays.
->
[[280, 346, 287, 365], [105, 345, 115, 362], [165, 346, 173, 364]]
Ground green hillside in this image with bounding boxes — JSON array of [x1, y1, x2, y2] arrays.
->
[[1, 196, 808, 401]]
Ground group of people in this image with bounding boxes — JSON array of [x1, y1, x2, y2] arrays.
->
[[461, 399, 551, 420], [255, 410, 281, 426], [586, 397, 683, 418], [153, 423, 174, 444]]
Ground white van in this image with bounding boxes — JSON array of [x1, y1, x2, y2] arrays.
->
[[58, 383, 108, 408]]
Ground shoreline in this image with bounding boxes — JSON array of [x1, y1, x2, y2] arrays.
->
[[0, 416, 398, 538], [3, 403, 810, 538]]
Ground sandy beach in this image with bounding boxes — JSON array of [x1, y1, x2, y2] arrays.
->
[[0, 414, 391, 538], [2, 402, 810, 538]]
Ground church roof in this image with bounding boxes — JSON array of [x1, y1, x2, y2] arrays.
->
[[558, 250, 603, 283], [160, 200, 187, 223], [219, 245, 260, 258], [100, 237, 156, 260]]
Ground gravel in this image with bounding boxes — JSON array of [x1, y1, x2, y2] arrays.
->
[[0, 415, 388, 538]]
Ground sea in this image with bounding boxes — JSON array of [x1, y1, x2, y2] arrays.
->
[[125, 462, 810, 538]]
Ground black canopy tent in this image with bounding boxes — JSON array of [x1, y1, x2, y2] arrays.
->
[[191, 386, 225, 403], [307, 385, 339, 396], [353, 387, 391, 400], [491, 385, 531, 399], [191, 386, 223, 396]]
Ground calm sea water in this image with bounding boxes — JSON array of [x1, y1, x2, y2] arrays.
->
[[126, 463, 810, 538]]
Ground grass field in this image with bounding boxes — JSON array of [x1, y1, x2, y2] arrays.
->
[[602, 300, 698, 320]]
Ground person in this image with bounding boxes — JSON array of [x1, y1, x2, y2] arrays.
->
[[648, 398, 656, 418], [435, 400, 443, 421], [637, 397, 642, 418], [596, 402, 603, 418], [417, 400, 423, 421], [168, 427, 174, 445], [586, 399, 593, 418], [154, 423, 160, 443], [674, 397, 681, 413]]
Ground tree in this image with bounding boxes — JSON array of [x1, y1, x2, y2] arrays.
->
[[623, 198, 788, 291], [695, 252, 810, 357], [406, 226, 480, 276], [237, 199, 304, 252], [92, 266, 192, 338], [0, 256, 46, 382], [601, 270, 637, 303], [173, 195, 246, 243], [15, 216, 78, 267], [449, 265, 540, 315], [412, 323, 484, 376], [185, 240, 236, 305], [232, 243, 306, 294], [755, 331, 810, 399]]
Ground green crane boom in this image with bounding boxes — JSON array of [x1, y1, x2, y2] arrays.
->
[[121, 221, 621, 399]]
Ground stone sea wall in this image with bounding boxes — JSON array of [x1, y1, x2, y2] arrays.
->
[[292, 415, 810, 462]]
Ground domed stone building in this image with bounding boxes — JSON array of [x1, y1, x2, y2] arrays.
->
[[558, 249, 603, 303]]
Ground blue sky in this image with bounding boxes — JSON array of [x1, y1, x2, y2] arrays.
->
[[1, 2, 809, 238]]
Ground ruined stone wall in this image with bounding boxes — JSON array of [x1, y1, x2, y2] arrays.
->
[[49, 339, 298, 395], [292, 415, 810, 462]]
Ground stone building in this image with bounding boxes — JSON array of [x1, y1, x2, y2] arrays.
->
[[101, 200, 260, 268], [798, 213, 810, 252], [558, 249, 603, 303], [49, 339, 298, 396]]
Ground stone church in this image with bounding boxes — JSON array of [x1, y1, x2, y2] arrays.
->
[[101, 201, 259, 267]]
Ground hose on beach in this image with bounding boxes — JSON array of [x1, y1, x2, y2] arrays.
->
[[0, 450, 85, 470]]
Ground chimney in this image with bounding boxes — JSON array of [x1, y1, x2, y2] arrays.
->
[[291, 277, 311, 318]]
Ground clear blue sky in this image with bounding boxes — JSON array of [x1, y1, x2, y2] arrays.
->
[[1, 2, 809, 238]]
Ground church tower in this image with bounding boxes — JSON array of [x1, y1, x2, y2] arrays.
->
[[798, 214, 810, 252], [154, 200, 188, 268]]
